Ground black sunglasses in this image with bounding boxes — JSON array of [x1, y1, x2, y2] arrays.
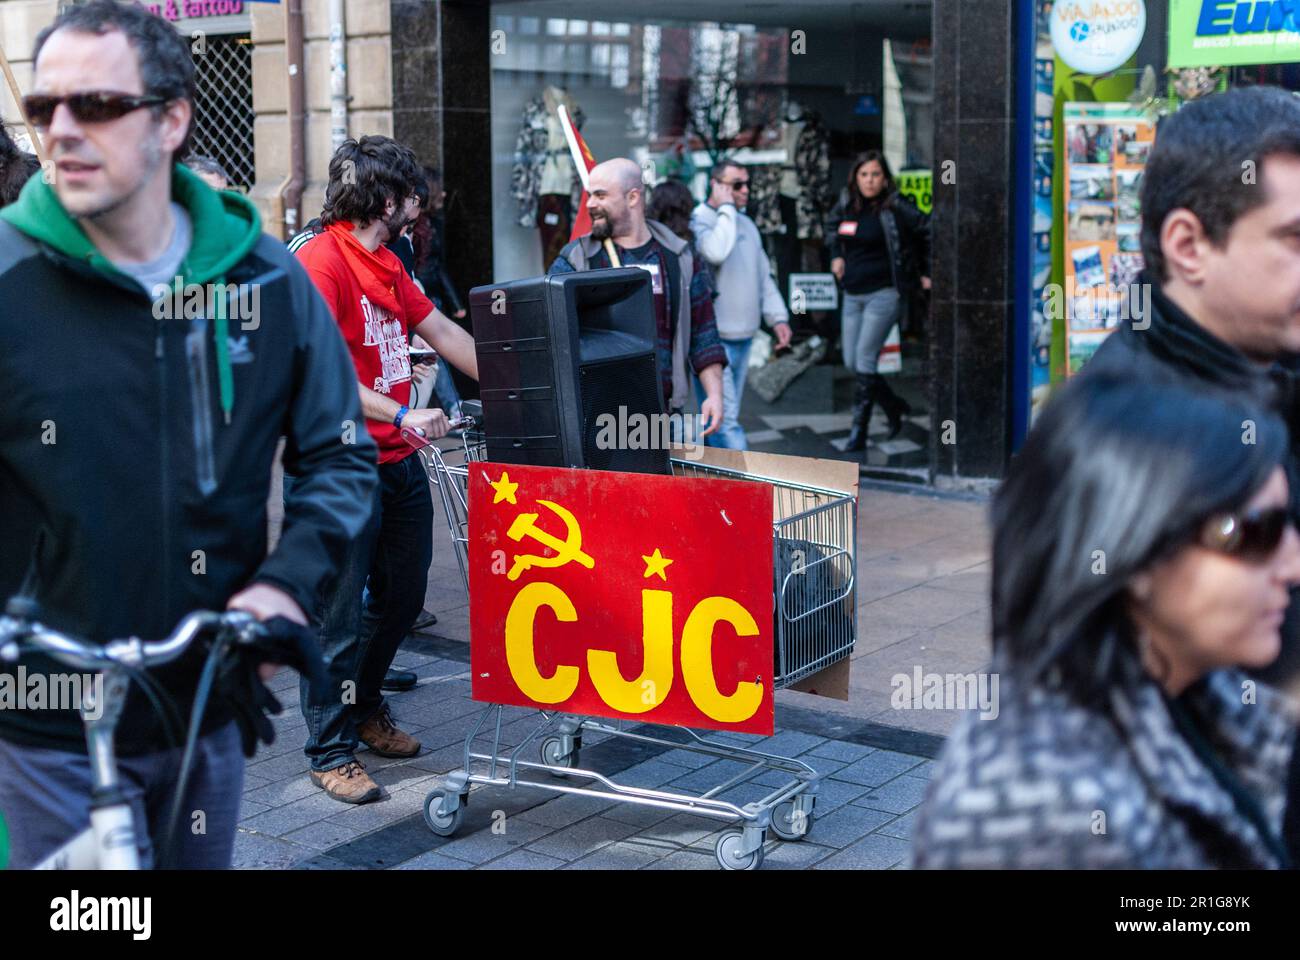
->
[[23, 91, 168, 128], [1200, 506, 1292, 562]]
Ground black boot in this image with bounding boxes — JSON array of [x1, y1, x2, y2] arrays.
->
[[381, 669, 417, 692], [843, 374, 875, 452], [871, 375, 912, 440]]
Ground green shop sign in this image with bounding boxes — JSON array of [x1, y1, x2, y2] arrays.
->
[[896, 169, 932, 214], [1169, 0, 1300, 67]]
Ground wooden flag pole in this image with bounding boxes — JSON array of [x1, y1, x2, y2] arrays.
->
[[0, 39, 49, 170], [557, 104, 621, 268]]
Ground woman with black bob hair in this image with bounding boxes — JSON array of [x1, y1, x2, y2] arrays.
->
[[910, 375, 1300, 868]]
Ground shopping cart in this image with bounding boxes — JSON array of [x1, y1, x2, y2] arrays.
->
[[407, 417, 857, 870]]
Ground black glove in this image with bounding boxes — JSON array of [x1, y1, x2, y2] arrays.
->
[[216, 616, 328, 758]]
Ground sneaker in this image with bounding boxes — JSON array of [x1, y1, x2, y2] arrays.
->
[[358, 704, 422, 758], [310, 760, 381, 804]]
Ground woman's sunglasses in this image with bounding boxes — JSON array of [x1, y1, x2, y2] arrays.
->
[[1200, 506, 1293, 562], [22, 91, 168, 128]]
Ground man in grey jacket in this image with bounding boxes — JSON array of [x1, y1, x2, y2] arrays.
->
[[691, 160, 792, 449], [550, 158, 726, 436]]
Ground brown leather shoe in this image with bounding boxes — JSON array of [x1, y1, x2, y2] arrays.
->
[[310, 760, 381, 804], [358, 704, 421, 758]]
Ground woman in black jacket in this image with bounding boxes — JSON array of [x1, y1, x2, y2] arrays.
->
[[911, 376, 1300, 869], [825, 151, 930, 451]]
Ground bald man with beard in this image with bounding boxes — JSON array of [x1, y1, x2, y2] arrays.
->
[[549, 158, 726, 435]]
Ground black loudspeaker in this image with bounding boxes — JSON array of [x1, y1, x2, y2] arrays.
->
[[468, 267, 669, 474]]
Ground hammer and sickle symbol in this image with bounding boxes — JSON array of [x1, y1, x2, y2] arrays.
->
[[506, 500, 595, 581]]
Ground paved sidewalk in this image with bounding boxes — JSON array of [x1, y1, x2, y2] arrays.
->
[[780, 482, 992, 737], [243, 473, 991, 869], [235, 646, 933, 870]]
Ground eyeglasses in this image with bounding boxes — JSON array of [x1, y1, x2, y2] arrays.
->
[[1200, 506, 1292, 562], [22, 91, 168, 128], [722, 179, 750, 190]]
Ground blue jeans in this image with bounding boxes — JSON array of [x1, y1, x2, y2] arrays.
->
[[292, 452, 433, 772], [695, 337, 752, 450], [841, 288, 901, 374], [0, 721, 244, 868], [433, 360, 463, 420]]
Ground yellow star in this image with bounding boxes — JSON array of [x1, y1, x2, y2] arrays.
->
[[642, 548, 673, 581], [489, 471, 519, 505]]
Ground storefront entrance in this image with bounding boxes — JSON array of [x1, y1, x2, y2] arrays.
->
[[486, 1, 934, 480]]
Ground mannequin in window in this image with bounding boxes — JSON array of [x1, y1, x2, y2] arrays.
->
[[510, 85, 585, 269]]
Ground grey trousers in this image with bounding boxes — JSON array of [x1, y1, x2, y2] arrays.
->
[[841, 288, 901, 374], [0, 720, 244, 869]]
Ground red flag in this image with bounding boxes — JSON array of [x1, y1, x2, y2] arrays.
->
[[559, 107, 598, 242]]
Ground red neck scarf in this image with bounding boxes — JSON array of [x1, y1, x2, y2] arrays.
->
[[325, 221, 404, 317]]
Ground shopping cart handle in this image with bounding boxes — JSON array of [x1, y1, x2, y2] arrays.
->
[[401, 425, 432, 450]]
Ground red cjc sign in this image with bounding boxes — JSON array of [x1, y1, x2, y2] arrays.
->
[[468, 463, 775, 735]]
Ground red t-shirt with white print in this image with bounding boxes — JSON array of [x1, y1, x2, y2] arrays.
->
[[296, 229, 434, 463]]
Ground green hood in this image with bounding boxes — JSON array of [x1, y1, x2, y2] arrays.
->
[[1, 163, 264, 422], [1, 161, 261, 282]]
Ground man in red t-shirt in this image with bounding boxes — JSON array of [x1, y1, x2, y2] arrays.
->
[[293, 136, 478, 804]]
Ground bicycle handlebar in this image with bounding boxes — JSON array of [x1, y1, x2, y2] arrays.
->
[[0, 607, 263, 673]]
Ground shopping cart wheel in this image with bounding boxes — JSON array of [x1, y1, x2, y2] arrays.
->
[[423, 789, 465, 837], [770, 800, 815, 841], [715, 831, 765, 871], [540, 734, 581, 773]]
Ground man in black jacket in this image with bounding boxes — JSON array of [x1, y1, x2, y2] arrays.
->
[[1078, 85, 1300, 859], [0, 1, 375, 868]]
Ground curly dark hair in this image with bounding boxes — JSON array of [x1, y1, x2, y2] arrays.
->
[[320, 136, 424, 229], [647, 179, 697, 244], [33, 0, 197, 159], [0, 124, 40, 207]]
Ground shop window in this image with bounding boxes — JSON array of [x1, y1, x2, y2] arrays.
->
[[611, 44, 630, 89], [189, 33, 254, 190], [566, 42, 586, 72], [518, 42, 540, 71]]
